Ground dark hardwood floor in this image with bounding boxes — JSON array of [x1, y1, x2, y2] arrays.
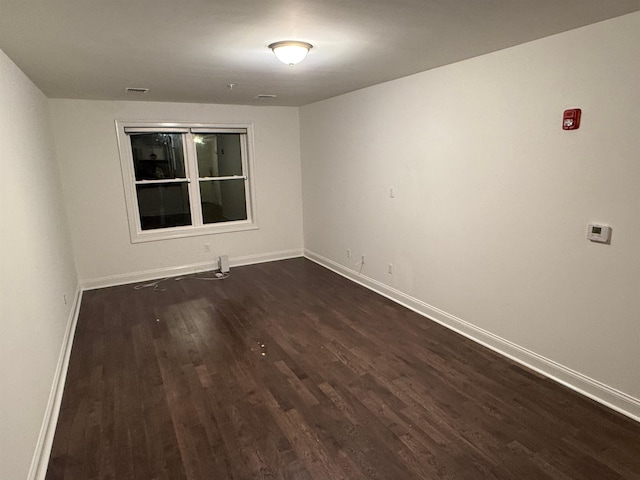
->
[[47, 258, 640, 479]]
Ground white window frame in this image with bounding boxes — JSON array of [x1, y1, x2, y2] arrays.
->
[[116, 121, 258, 243]]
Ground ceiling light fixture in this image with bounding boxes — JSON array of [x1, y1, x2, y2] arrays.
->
[[268, 41, 313, 66]]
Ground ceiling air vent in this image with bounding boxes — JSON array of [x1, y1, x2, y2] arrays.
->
[[255, 94, 277, 99], [125, 87, 149, 94]]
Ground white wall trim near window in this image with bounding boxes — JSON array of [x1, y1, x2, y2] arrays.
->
[[115, 121, 258, 243]]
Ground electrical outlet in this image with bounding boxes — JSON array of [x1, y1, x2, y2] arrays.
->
[[347, 249, 352, 258], [204, 243, 211, 252], [388, 263, 393, 274]]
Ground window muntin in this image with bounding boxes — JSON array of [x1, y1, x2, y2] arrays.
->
[[117, 122, 257, 242]]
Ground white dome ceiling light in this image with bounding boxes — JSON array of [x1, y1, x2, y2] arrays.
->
[[268, 41, 313, 66]]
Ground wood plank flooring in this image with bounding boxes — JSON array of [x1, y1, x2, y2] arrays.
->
[[47, 258, 640, 479]]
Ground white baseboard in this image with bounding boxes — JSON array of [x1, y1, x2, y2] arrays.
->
[[28, 284, 83, 480], [82, 248, 304, 290], [304, 249, 640, 423], [229, 249, 304, 268]]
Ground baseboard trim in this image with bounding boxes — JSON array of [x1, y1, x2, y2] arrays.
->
[[82, 249, 304, 290], [28, 284, 84, 480], [229, 249, 304, 268], [304, 249, 640, 423]]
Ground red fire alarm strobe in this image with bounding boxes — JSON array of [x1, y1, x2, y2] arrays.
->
[[563, 108, 581, 130]]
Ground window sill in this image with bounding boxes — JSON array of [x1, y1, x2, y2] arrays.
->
[[129, 221, 259, 244]]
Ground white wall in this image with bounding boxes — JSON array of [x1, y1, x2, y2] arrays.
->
[[49, 100, 304, 284], [0, 49, 79, 480], [300, 12, 640, 408]]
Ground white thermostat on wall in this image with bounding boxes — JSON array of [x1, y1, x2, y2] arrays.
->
[[587, 224, 611, 244]]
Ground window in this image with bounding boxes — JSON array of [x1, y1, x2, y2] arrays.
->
[[116, 122, 257, 242]]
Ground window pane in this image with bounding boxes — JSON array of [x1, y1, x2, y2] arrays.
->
[[200, 179, 247, 224], [136, 183, 191, 230], [130, 133, 186, 180], [195, 133, 243, 177]]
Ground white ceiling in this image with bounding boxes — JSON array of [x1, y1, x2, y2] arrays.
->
[[1, 0, 639, 107]]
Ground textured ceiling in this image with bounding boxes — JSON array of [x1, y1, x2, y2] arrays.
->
[[0, 0, 639, 106]]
